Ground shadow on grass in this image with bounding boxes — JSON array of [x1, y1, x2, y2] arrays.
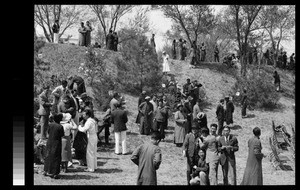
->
[[262, 102, 286, 112], [94, 168, 123, 174], [162, 139, 175, 144], [230, 125, 242, 130], [97, 161, 107, 167], [193, 62, 238, 77], [59, 173, 99, 180], [280, 164, 293, 171], [97, 156, 119, 160], [245, 114, 255, 118], [127, 131, 139, 136]]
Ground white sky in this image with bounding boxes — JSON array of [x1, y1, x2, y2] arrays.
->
[[35, 5, 294, 55]]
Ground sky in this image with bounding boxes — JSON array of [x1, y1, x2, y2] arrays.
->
[[35, 5, 295, 55]]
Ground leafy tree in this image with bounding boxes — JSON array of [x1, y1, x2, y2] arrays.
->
[[34, 5, 85, 42]]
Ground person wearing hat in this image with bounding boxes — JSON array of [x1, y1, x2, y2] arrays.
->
[[135, 90, 147, 125], [131, 131, 162, 185], [60, 113, 78, 173], [67, 75, 86, 96], [174, 103, 187, 147], [138, 96, 154, 135], [224, 96, 234, 126], [196, 112, 208, 132], [182, 122, 200, 185], [199, 126, 219, 185], [217, 126, 239, 185], [162, 51, 170, 74], [38, 82, 54, 140], [216, 99, 225, 136]]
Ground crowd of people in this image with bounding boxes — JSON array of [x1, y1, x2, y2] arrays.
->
[[263, 49, 295, 70]]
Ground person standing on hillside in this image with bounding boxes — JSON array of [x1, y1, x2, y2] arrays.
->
[[67, 75, 86, 96], [273, 70, 281, 92], [85, 21, 93, 47], [110, 92, 120, 112], [183, 40, 188, 60], [111, 102, 129, 155], [172, 39, 177, 59], [241, 127, 265, 185], [150, 34, 156, 54], [178, 39, 184, 60], [139, 96, 154, 135], [183, 96, 194, 135], [241, 88, 248, 118], [131, 131, 162, 185], [113, 32, 119, 51], [135, 90, 147, 125], [78, 22, 86, 46], [106, 30, 114, 50], [224, 96, 234, 127], [162, 51, 171, 75], [217, 126, 239, 185], [52, 19, 60, 44], [214, 45, 219, 62], [200, 42, 206, 62], [216, 99, 225, 136], [183, 78, 192, 97], [38, 82, 53, 140], [190, 41, 197, 67], [174, 104, 187, 147]]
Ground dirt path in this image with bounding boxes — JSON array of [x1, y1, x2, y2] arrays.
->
[[34, 59, 295, 185]]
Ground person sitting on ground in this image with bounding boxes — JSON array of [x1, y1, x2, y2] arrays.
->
[[190, 149, 209, 185]]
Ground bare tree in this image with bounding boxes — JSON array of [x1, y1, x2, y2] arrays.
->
[[159, 5, 215, 62], [34, 5, 84, 42], [89, 5, 134, 40], [259, 5, 295, 67]]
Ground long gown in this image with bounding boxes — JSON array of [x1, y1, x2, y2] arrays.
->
[[240, 136, 264, 185], [174, 111, 186, 144], [43, 122, 64, 175], [162, 54, 170, 73]]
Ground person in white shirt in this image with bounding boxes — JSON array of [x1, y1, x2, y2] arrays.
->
[[78, 109, 98, 172], [60, 113, 77, 173], [52, 80, 68, 113]]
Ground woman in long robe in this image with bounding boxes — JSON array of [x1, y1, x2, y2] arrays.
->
[[78, 22, 86, 46], [172, 39, 177, 59], [78, 109, 98, 172], [174, 104, 186, 146], [73, 114, 88, 166], [43, 114, 64, 179], [241, 127, 265, 185], [85, 21, 93, 47]]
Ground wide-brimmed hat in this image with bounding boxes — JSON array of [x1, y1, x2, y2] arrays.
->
[[145, 96, 151, 100], [224, 96, 229, 99], [197, 112, 205, 119], [61, 113, 72, 123]]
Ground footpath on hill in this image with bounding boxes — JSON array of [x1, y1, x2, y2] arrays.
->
[[34, 57, 295, 185]]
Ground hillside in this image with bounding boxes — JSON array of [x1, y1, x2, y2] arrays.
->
[[34, 44, 295, 185]]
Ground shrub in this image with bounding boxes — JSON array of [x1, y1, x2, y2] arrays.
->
[[230, 69, 280, 110]]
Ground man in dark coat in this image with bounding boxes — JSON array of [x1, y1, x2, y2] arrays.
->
[[111, 102, 128, 155], [67, 75, 86, 96], [52, 19, 60, 43], [190, 149, 209, 185], [217, 126, 239, 185], [135, 91, 147, 125], [224, 96, 234, 126], [183, 78, 192, 97], [172, 39, 176, 59], [179, 39, 184, 60], [182, 124, 199, 185], [216, 99, 225, 136], [38, 83, 53, 140], [214, 45, 219, 62], [43, 113, 64, 179], [139, 96, 154, 135], [241, 127, 265, 185], [183, 97, 193, 135], [131, 131, 162, 185], [241, 88, 248, 118], [273, 70, 281, 92], [106, 30, 114, 50], [113, 32, 118, 51]]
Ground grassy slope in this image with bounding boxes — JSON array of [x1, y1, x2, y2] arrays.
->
[[34, 45, 295, 185]]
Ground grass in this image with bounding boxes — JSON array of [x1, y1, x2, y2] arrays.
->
[[34, 45, 295, 185]]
